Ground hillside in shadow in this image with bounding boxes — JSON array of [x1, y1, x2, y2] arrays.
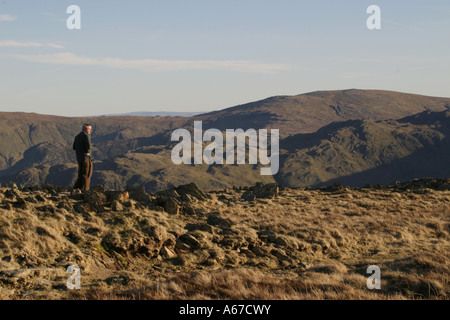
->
[[1, 90, 450, 191]]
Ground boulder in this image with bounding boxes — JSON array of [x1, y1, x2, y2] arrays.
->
[[105, 191, 129, 203], [176, 233, 202, 251], [241, 182, 279, 201], [83, 191, 107, 212], [125, 186, 153, 205], [69, 189, 84, 201], [14, 196, 29, 210], [206, 213, 234, 228], [160, 246, 176, 259], [270, 249, 292, 263], [4, 188, 20, 200], [111, 200, 123, 211], [163, 197, 180, 215], [174, 183, 210, 202]]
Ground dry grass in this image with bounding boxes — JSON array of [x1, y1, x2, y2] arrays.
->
[[0, 184, 449, 300]]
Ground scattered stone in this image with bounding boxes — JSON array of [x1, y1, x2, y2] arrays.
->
[[85, 227, 102, 236], [64, 231, 82, 245], [162, 235, 176, 249], [299, 262, 311, 269], [163, 197, 180, 215], [122, 200, 136, 210], [176, 233, 202, 251], [241, 192, 256, 201], [101, 231, 124, 254], [105, 276, 129, 286], [84, 191, 107, 212], [125, 187, 153, 205], [257, 230, 277, 243], [154, 183, 211, 215], [111, 200, 123, 211], [14, 196, 29, 210], [217, 194, 234, 204], [42, 184, 66, 193], [241, 182, 279, 201], [4, 188, 19, 200], [274, 235, 300, 250], [206, 213, 234, 228], [250, 246, 270, 257], [106, 191, 129, 203], [175, 241, 190, 252], [24, 195, 38, 204], [413, 188, 433, 195], [69, 189, 84, 200], [156, 189, 180, 199], [240, 248, 256, 258], [270, 249, 291, 263], [319, 182, 345, 192], [168, 255, 186, 266], [37, 205, 56, 214], [52, 283, 68, 291], [181, 203, 202, 215], [0, 179, 447, 299], [174, 183, 210, 202], [73, 203, 89, 214], [160, 246, 176, 259], [56, 202, 73, 211], [274, 236, 289, 247]]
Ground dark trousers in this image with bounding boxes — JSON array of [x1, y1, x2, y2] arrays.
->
[[74, 158, 93, 191]]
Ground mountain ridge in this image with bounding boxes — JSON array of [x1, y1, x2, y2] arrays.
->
[[1, 89, 450, 191]]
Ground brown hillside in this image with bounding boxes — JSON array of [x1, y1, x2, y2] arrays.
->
[[0, 180, 448, 300], [1, 90, 450, 191], [0, 113, 186, 171], [279, 110, 450, 187], [196, 89, 450, 136]]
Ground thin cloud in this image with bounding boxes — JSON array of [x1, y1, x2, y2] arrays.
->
[[11, 52, 292, 73], [0, 40, 64, 49], [0, 14, 17, 22]]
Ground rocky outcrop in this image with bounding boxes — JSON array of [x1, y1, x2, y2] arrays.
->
[[241, 182, 280, 201], [0, 180, 448, 300]]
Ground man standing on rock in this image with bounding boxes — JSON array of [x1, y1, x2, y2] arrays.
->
[[73, 123, 93, 191]]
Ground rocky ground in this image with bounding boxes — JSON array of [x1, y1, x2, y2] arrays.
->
[[0, 179, 449, 300]]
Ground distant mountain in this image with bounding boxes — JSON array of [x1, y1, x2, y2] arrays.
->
[[1, 89, 450, 191], [82, 109, 450, 191], [279, 110, 450, 187], [96, 111, 203, 117], [196, 89, 450, 136]]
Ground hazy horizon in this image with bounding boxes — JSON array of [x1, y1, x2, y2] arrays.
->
[[1, 88, 450, 118], [1, 0, 449, 117]]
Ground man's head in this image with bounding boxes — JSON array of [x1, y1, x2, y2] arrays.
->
[[82, 123, 92, 135]]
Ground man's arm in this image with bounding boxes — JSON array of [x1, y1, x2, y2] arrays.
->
[[82, 133, 91, 156], [73, 135, 78, 150]]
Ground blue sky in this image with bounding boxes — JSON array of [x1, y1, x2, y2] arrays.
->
[[1, 0, 449, 116]]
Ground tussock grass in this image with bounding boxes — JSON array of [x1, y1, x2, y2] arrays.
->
[[0, 184, 449, 300]]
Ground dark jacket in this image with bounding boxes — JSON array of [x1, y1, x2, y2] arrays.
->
[[73, 131, 91, 162]]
